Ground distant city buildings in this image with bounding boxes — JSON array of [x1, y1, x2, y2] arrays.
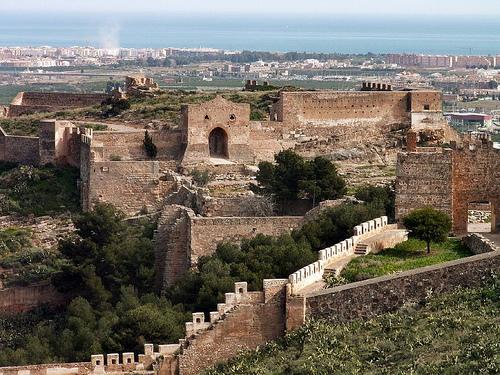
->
[[386, 53, 500, 69]]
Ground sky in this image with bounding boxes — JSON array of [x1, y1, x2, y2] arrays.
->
[[3, 0, 500, 16]]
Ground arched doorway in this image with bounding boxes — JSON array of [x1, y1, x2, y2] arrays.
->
[[209, 127, 228, 158]]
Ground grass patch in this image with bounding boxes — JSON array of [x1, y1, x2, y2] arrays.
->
[[340, 238, 472, 283], [207, 278, 500, 375]]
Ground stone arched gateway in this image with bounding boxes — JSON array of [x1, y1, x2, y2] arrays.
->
[[208, 127, 228, 158]]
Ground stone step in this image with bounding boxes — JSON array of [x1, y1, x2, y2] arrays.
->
[[354, 243, 368, 255]]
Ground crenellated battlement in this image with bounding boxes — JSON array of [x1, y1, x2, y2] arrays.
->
[[288, 216, 390, 294]]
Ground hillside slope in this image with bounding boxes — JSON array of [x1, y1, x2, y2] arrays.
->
[[207, 279, 499, 375]]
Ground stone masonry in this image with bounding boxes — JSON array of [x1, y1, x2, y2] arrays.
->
[[396, 134, 499, 234]]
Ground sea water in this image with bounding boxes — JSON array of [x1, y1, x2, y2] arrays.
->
[[1, 12, 500, 54]]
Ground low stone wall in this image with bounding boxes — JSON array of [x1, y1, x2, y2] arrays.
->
[[0, 362, 92, 375], [305, 250, 500, 323], [0, 127, 40, 164], [288, 216, 389, 294], [0, 282, 66, 314], [462, 233, 499, 254]]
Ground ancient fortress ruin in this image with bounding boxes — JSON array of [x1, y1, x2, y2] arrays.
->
[[2, 84, 491, 375]]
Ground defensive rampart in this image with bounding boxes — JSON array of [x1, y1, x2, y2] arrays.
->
[[0, 127, 40, 164], [7, 92, 110, 117], [303, 249, 499, 323], [288, 216, 390, 294]]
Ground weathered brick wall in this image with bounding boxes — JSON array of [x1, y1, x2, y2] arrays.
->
[[177, 280, 287, 375], [86, 161, 178, 215], [395, 149, 453, 221], [0, 282, 66, 314], [189, 216, 303, 265], [305, 251, 500, 322]]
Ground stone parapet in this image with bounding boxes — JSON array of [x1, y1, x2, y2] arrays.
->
[[288, 216, 389, 294]]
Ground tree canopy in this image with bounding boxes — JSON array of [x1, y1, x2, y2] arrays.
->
[[403, 207, 452, 254], [255, 150, 346, 206]]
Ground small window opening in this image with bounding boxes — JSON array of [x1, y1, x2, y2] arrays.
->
[[127, 358, 132, 364], [96, 361, 101, 366], [196, 318, 201, 323], [238, 288, 244, 294], [229, 114, 236, 121], [424, 104, 430, 110]]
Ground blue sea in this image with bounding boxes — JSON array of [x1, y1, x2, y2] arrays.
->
[[2, 12, 500, 55]]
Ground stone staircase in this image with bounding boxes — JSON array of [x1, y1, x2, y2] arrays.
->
[[354, 243, 369, 255]]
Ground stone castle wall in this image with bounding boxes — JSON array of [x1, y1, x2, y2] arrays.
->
[[273, 91, 411, 125], [395, 139, 500, 234], [91, 130, 182, 162], [177, 279, 288, 375], [395, 149, 453, 220], [84, 160, 178, 215], [154, 205, 192, 289], [0, 120, 86, 167], [451, 142, 500, 234], [7, 92, 110, 117], [462, 234, 499, 254], [303, 250, 499, 323], [189, 216, 303, 266], [181, 96, 254, 165], [0, 128, 40, 164]]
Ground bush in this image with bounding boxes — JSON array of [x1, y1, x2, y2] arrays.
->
[[355, 184, 395, 221], [403, 207, 452, 254], [166, 234, 316, 313], [255, 150, 346, 206]]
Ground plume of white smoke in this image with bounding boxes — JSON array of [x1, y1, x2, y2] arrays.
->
[[98, 21, 120, 56]]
